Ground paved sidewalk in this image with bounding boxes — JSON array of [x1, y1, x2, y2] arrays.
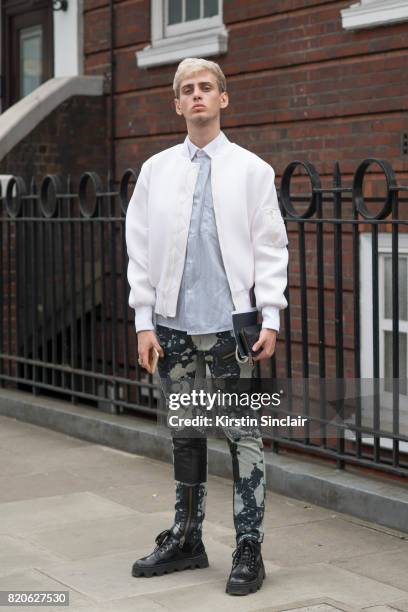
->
[[0, 415, 407, 612]]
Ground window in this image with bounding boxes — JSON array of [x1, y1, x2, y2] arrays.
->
[[2, 3, 53, 109], [355, 233, 408, 452], [166, 0, 220, 34], [341, 0, 408, 30], [360, 233, 408, 385], [382, 254, 408, 395], [20, 25, 43, 97], [136, 0, 228, 69]]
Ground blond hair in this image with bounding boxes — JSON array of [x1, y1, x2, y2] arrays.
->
[[173, 58, 227, 98]]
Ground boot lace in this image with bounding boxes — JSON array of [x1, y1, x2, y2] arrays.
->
[[232, 539, 258, 571]]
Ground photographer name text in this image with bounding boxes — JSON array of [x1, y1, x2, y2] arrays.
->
[[168, 414, 307, 428]]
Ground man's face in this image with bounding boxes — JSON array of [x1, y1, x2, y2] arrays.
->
[[174, 70, 228, 125]]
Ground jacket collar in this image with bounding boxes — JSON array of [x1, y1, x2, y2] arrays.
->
[[180, 130, 231, 160]]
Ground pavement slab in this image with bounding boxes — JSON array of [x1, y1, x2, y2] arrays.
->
[[260, 602, 353, 612], [0, 415, 407, 612], [0, 423, 87, 453], [384, 603, 408, 612], [37, 549, 228, 602], [362, 607, 406, 612], [0, 568, 94, 611], [226, 516, 407, 566], [0, 469, 97, 504], [332, 549, 408, 593], [0, 535, 64, 576], [0, 491, 136, 535], [146, 564, 408, 610], [0, 416, 85, 441], [63, 456, 175, 490], [26, 513, 176, 561]]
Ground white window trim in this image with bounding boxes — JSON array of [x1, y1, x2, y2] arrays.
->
[[136, 0, 228, 69], [341, 0, 408, 30], [351, 232, 408, 452], [54, 0, 83, 77], [166, 15, 223, 37], [360, 232, 408, 381]]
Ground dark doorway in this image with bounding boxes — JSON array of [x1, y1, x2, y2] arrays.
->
[[1, 0, 53, 110]]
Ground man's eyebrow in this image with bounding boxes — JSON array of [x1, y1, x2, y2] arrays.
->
[[181, 81, 214, 89]]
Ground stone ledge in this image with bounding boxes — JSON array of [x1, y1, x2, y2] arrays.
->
[[0, 76, 105, 161]]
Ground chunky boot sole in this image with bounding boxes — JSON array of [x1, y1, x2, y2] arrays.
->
[[132, 553, 209, 578], [226, 564, 266, 596]]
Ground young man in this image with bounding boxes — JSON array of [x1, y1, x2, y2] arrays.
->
[[125, 58, 288, 596]]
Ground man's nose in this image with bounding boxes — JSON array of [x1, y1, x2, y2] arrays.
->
[[193, 87, 202, 98]]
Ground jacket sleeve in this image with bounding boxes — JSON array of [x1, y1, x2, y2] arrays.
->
[[125, 162, 155, 332], [251, 163, 289, 332]]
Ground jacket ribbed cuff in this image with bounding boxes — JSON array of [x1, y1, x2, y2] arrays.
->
[[261, 306, 280, 332], [135, 306, 154, 333]]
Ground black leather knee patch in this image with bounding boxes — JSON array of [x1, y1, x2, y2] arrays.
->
[[173, 436, 207, 484]]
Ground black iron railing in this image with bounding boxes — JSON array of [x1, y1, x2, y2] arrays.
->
[[0, 170, 160, 417], [270, 159, 408, 477], [0, 160, 407, 477]]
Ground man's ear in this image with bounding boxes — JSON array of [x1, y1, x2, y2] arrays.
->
[[174, 98, 183, 116], [220, 91, 229, 110]]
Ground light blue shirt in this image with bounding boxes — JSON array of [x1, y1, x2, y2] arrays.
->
[[155, 131, 235, 334]]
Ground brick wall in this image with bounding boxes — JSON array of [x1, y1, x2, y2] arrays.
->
[[83, 0, 408, 175], [0, 95, 108, 186]]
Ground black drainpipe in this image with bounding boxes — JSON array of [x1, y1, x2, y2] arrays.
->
[[109, 0, 115, 181]]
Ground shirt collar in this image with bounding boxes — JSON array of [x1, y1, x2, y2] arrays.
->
[[182, 131, 228, 160]]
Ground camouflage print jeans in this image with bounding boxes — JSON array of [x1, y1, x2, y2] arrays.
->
[[156, 324, 266, 545]]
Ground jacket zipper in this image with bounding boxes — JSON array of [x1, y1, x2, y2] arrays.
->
[[179, 486, 193, 548]]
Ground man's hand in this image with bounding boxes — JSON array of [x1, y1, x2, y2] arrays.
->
[[137, 330, 164, 374], [252, 329, 277, 361]]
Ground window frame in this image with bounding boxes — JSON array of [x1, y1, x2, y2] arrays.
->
[[360, 232, 408, 382], [165, 0, 222, 37], [355, 232, 408, 452], [341, 0, 408, 30], [1, 2, 53, 109], [136, 0, 228, 69], [378, 243, 408, 395]]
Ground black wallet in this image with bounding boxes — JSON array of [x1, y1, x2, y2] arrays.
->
[[232, 309, 262, 360], [240, 324, 262, 358]]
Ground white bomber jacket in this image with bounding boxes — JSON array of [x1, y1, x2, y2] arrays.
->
[[125, 134, 289, 332]]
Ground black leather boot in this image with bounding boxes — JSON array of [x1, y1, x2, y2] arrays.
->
[[132, 483, 208, 578], [131, 528, 209, 577], [226, 539, 265, 595]]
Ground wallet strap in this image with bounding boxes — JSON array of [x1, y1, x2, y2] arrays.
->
[[235, 345, 253, 365]]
